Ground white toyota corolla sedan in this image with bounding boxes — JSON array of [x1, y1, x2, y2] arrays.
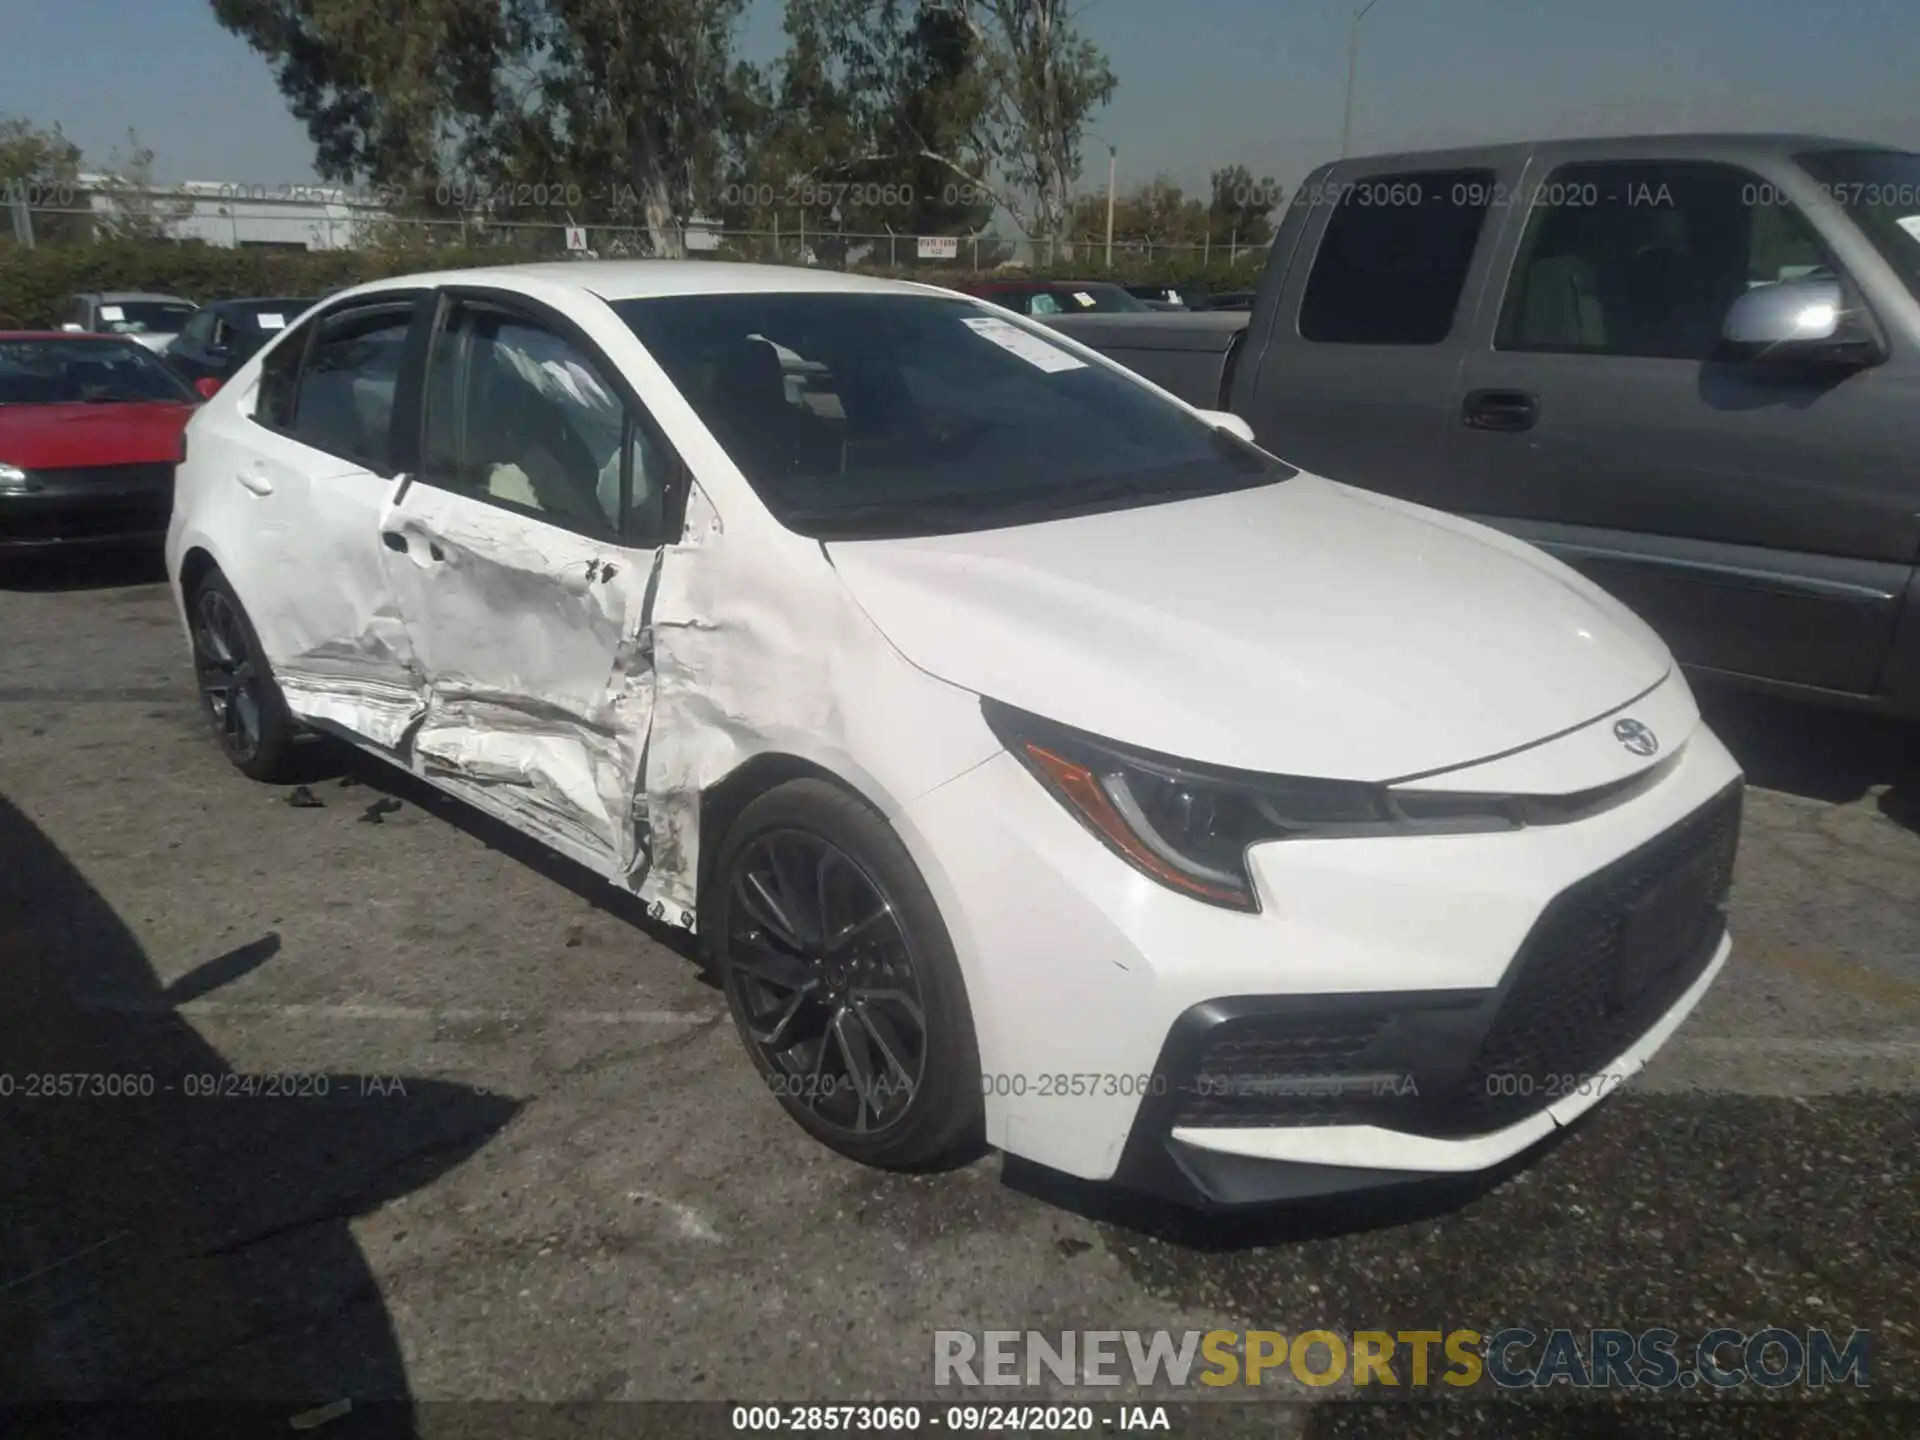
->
[[167, 261, 1742, 1207]]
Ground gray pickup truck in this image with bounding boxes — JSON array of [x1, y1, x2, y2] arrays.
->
[[1043, 133, 1920, 717]]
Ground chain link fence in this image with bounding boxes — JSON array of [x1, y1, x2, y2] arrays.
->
[[5, 188, 1268, 275]]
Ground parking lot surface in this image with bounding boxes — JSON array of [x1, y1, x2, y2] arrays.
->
[[2, 551, 1916, 1435]]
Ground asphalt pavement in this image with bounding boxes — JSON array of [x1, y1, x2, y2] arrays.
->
[[1, 548, 1915, 1439]]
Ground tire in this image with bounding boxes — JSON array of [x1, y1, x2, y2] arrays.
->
[[188, 569, 301, 783], [714, 778, 985, 1169]]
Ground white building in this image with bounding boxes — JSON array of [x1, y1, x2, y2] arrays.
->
[[77, 175, 387, 250]]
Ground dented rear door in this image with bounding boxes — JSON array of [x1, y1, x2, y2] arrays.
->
[[377, 290, 687, 880]]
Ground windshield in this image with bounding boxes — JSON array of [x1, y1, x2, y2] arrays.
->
[[616, 292, 1290, 540], [1019, 284, 1151, 316], [0, 337, 198, 405], [1795, 148, 1920, 302], [93, 300, 196, 335]]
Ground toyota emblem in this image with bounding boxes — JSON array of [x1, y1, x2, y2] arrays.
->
[[1613, 718, 1659, 757]]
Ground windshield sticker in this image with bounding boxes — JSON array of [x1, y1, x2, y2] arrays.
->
[[961, 316, 1087, 373], [1896, 215, 1920, 243], [1072, 291, 1097, 307], [256, 313, 286, 329], [98, 305, 124, 321]]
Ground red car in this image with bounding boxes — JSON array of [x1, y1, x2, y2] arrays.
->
[[0, 331, 203, 550]]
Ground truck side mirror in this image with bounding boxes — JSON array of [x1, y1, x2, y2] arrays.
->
[[1718, 278, 1884, 369]]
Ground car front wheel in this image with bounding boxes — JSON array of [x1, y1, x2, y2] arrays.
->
[[714, 778, 985, 1170]]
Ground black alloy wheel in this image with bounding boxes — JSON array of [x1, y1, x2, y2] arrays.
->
[[715, 779, 984, 1168]]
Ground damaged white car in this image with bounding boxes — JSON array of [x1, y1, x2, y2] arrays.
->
[[168, 262, 1742, 1207]]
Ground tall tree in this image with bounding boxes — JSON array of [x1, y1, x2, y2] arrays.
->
[[0, 115, 86, 245], [731, 0, 996, 245], [1207, 164, 1278, 248], [211, 0, 752, 255], [967, 0, 1116, 249], [90, 130, 197, 243], [743, 0, 1113, 252]]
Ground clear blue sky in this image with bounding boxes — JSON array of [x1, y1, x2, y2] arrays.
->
[[3, 0, 1916, 205]]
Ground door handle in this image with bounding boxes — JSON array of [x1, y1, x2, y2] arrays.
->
[[384, 530, 445, 561], [236, 469, 274, 496], [1461, 389, 1539, 432]]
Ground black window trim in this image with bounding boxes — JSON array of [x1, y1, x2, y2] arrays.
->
[[1293, 163, 1500, 348], [403, 284, 691, 551], [247, 288, 430, 478], [1490, 156, 1870, 360]]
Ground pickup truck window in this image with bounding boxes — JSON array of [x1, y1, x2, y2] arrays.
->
[[1496, 161, 1831, 360], [1796, 148, 1920, 303], [1297, 168, 1494, 345]]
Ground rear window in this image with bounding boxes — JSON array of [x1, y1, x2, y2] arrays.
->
[[615, 292, 1290, 539], [1298, 169, 1495, 345], [93, 300, 197, 335]]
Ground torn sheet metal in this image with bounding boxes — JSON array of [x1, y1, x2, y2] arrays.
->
[[633, 484, 1001, 927], [375, 486, 657, 879]]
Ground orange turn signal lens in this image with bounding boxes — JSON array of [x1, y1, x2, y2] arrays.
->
[[1024, 743, 1256, 911]]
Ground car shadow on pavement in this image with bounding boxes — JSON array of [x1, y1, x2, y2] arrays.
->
[[1695, 683, 1920, 834], [0, 794, 521, 1433], [0, 544, 169, 593], [282, 739, 710, 976]]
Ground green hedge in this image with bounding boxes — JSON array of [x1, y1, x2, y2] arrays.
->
[[0, 240, 1269, 329], [0, 241, 508, 329]]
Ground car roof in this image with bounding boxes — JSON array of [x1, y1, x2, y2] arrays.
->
[[211, 296, 316, 311], [1336, 131, 1895, 172], [76, 291, 196, 304], [326, 260, 954, 307], [0, 329, 151, 343]]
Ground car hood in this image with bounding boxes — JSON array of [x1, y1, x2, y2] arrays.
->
[[0, 401, 196, 469], [825, 473, 1672, 782]]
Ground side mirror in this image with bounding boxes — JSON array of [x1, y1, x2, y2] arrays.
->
[[1719, 277, 1883, 368], [1195, 408, 1256, 443], [194, 377, 222, 399]]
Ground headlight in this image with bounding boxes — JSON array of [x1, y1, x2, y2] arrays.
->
[[982, 698, 1524, 912], [0, 462, 29, 492]]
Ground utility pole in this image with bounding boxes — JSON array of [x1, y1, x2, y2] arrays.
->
[[1105, 144, 1117, 269], [1340, 0, 1384, 159]]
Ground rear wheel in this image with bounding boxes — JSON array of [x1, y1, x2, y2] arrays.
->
[[714, 778, 984, 1169], [190, 570, 299, 783]]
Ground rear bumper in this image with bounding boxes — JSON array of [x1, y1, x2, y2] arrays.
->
[[0, 469, 173, 548]]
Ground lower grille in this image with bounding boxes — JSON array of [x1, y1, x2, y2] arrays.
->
[[0, 502, 171, 544], [1175, 1013, 1390, 1127], [1446, 784, 1741, 1134]]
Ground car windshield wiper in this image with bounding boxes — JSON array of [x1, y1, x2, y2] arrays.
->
[[789, 474, 1242, 537]]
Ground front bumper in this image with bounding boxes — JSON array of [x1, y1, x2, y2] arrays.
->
[[1114, 782, 1738, 1206], [0, 464, 173, 548], [895, 674, 1743, 1204]]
